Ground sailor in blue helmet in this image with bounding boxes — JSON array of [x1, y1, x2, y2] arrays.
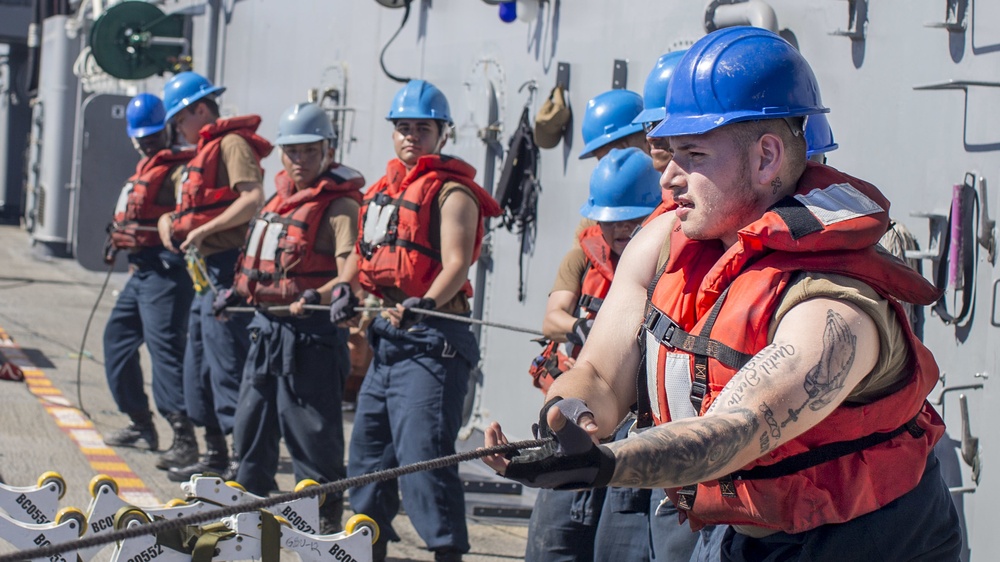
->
[[102, 94, 197, 471], [578, 89, 648, 160], [338, 80, 501, 562], [586, 50, 702, 562], [228, 102, 364, 534], [156, 71, 274, 482], [634, 50, 687, 173], [804, 113, 839, 164], [525, 147, 661, 562], [485, 26, 960, 562]]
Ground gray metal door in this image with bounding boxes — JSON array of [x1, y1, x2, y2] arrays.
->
[[74, 93, 139, 272]]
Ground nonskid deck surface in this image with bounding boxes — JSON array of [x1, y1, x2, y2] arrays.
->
[[0, 225, 530, 562]]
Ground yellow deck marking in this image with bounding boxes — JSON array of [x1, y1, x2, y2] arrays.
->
[[0, 328, 160, 506]]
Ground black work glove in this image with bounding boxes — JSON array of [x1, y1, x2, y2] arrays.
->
[[504, 396, 616, 490], [399, 296, 437, 329], [212, 288, 244, 321], [328, 282, 360, 324], [300, 288, 321, 305], [565, 318, 594, 347]]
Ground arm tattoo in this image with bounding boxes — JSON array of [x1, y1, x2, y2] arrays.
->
[[759, 402, 780, 453], [782, 309, 856, 428], [710, 343, 797, 413], [611, 408, 759, 488]]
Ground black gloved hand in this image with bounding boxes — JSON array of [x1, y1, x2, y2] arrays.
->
[[328, 282, 360, 324], [212, 288, 244, 321], [300, 289, 321, 305], [399, 296, 437, 329], [565, 318, 594, 347], [504, 397, 616, 490]]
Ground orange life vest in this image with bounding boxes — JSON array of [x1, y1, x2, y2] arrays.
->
[[529, 226, 618, 393], [171, 115, 273, 242], [576, 224, 616, 319], [357, 155, 501, 299], [234, 165, 364, 305], [111, 148, 194, 249], [643, 162, 944, 534]]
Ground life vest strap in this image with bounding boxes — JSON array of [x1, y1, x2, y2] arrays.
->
[[578, 295, 604, 315], [730, 415, 926, 481], [174, 199, 231, 218]]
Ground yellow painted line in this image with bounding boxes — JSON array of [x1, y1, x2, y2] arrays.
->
[[0, 327, 160, 506]]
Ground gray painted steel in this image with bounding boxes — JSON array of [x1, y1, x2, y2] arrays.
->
[[4, 0, 1000, 558]]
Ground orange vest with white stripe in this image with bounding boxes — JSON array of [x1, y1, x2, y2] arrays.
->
[[111, 148, 194, 249], [234, 165, 364, 305], [643, 162, 944, 534], [171, 115, 273, 242], [576, 225, 617, 321], [357, 155, 502, 299]]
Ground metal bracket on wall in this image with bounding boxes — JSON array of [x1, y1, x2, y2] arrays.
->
[[556, 61, 570, 91], [612, 59, 627, 90], [992, 279, 1000, 327], [913, 80, 1000, 152], [906, 210, 948, 262], [925, 0, 968, 32], [829, 0, 868, 41]]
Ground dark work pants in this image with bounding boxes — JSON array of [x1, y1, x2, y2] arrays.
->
[[348, 316, 478, 553], [233, 312, 349, 499], [104, 248, 193, 417], [525, 488, 604, 562], [721, 453, 962, 562], [183, 249, 249, 434]]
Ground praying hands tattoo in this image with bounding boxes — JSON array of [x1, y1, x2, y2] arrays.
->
[[782, 309, 856, 428]]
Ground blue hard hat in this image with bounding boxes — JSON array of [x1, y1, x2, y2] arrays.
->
[[163, 71, 226, 122], [276, 103, 336, 146], [580, 147, 662, 222], [578, 89, 645, 159], [126, 93, 166, 138], [633, 50, 687, 126], [805, 113, 838, 157], [650, 27, 828, 138], [386, 80, 452, 125]]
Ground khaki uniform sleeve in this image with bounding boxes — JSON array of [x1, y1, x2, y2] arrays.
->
[[771, 272, 910, 404], [550, 247, 588, 296], [314, 198, 361, 257], [200, 135, 262, 255], [155, 164, 184, 207], [217, 134, 263, 190]]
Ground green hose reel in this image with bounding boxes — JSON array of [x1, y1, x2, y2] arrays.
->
[[88, 0, 187, 80]]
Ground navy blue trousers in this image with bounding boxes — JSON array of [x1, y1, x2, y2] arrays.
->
[[182, 249, 249, 434], [233, 312, 349, 499], [720, 453, 961, 561], [104, 248, 193, 417], [525, 488, 604, 562], [348, 316, 478, 553]]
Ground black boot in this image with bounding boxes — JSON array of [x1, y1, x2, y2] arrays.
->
[[167, 432, 228, 482], [221, 444, 240, 481], [318, 496, 344, 535], [156, 413, 198, 470], [105, 411, 158, 450], [433, 549, 463, 562]]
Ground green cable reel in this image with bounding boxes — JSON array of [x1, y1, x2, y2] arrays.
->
[[89, 0, 187, 80]]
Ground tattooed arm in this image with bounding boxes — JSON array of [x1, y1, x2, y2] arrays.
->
[[605, 297, 880, 489]]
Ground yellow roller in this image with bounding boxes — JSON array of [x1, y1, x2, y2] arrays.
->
[[88, 474, 118, 498], [344, 514, 379, 545], [36, 471, 66, 499]]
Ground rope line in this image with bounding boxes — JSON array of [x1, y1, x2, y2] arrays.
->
[[0, 438, 547, 562], [223, 305, 545, 337]]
